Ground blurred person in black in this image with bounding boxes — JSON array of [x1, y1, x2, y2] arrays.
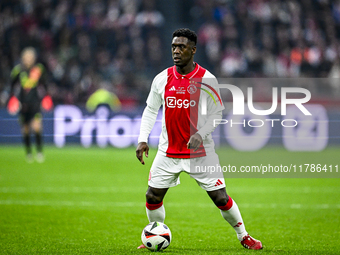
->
[[8, 47, 53, 163]]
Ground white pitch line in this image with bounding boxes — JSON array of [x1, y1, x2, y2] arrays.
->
[[0, 200, 339, 210], [0, 200, 137, 207], [0, 187, 145, 193], [0, 186, 339, 194]]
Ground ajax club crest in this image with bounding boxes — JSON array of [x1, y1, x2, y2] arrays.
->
[[187, 84, 197, 94]]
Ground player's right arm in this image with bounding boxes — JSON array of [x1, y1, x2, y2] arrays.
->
[[7, 65, 21, 115], [136, 73, 164, 165]]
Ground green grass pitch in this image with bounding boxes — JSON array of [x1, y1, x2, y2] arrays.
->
[[0, 145, 339, 254]]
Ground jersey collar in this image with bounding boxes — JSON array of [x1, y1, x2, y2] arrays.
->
[[173, 63, 200, 80]]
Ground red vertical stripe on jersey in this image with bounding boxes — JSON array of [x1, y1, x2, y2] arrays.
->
[[188, 70, 206, 157], [164, 64, 207, 158]]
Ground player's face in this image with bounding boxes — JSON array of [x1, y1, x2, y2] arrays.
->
[[22, 50, 36, 69], [171, 37, 196, 67]]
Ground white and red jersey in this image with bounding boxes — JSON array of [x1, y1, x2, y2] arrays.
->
[[139, 63, 224, 158]]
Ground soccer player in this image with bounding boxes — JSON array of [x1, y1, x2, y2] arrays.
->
[[8, 47, 52, 163], [136, 28, 262, 250]]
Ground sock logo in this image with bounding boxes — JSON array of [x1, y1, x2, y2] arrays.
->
[[233, 222, 243, 228]]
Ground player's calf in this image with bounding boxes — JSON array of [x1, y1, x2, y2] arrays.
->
[[216, 195, 263, 249]]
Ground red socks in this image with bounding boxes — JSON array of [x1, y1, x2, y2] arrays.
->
[[146, 201, 163, 210], [217, 195, 233, 211]]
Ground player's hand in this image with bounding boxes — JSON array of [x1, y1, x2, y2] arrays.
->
[[136, 142, 149, 165], [187, 133, 203, 152], [7, 96, 21, 115]]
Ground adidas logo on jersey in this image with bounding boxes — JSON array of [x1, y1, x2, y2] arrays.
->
[[169, 86, 185, 94]]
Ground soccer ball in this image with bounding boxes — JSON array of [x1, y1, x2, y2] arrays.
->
[[141, 222, 171, 251]]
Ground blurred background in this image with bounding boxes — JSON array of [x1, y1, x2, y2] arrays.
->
[[1, 0, 340, 108], [0, 0, 340, 148]]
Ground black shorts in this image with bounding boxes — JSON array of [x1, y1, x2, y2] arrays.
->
[[19, 101, 41, 124], [19, 111, 42, 125]]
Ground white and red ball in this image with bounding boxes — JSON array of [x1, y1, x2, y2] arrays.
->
[[141, 222, 171, 251]]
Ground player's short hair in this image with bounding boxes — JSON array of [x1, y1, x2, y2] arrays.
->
[[172, 28, 197, 45]]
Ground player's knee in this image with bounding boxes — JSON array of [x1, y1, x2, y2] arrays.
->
[[145, 189, 163, 204], [22, 125, 29, 134], [215, 197, 229, 207], [213, 192, 229, 207], [32, 122, 41, 132], [208, 188, 229, 207]]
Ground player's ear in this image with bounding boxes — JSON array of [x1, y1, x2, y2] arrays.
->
[[192, 45, 196, 55]]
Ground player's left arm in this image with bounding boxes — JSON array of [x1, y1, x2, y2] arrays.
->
[[187, 111, 223, 151], [38, 63, 54, 111], [188, 77, 224, 151], [37, 63, 48, 93], [196, 111, 224, 140]]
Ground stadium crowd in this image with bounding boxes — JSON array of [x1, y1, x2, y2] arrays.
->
[[0, 0, 340, 109]]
